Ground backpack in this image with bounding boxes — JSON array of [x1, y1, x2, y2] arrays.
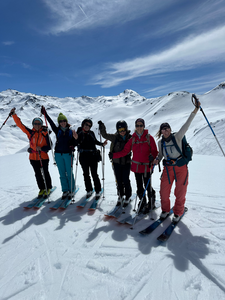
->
[[162, 133, 193, 166], [131, 133, 151, 150]]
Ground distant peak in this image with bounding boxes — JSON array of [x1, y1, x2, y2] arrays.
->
[[213, 82, 225, 90]]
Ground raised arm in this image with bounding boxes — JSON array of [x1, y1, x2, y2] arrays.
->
[[98, 121, 116, 142], [41, 106, 58, 134]]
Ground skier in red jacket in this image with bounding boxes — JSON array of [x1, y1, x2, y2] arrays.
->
[[112, 118, 158, 213]]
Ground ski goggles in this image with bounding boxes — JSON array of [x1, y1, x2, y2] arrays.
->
[[33, 122, 42, 125], [135, 124, 144, 128], [84, 123, 92, 128], [118, 127, 126, 132], [59, 120, 67, 123]]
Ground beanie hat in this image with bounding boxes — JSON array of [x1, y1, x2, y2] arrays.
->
[[135, 118, 145, 127], [160, 122, 170, 131], [57, 113, 68, 123], [81, 118, 93, 128], [32, 117, 43, 126]]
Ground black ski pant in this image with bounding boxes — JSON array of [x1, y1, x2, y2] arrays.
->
[[30, 159, 52, 190], [134, 172, 155, 209], [79, 154, 101, 194], [113, 162, 132, 200]]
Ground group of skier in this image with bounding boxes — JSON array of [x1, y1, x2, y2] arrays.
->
[[10, 95, 201, 222]]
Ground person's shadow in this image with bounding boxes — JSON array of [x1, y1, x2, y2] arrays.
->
[[2, 202, 54, 244]]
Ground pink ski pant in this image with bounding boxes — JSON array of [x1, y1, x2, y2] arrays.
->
[[160, 165, 188, 216]]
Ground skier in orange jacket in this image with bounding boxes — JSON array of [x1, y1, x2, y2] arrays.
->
[[10, 108, 52, 198]]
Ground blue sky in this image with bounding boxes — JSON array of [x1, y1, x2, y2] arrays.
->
[[0, 0, 225, 98]]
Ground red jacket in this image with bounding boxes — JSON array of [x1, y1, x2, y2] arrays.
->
[[113, 129, 158, 173], [13, 114, 50, 161]]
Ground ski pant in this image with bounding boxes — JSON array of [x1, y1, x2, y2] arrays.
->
[[55, 153, 75, 193], [30, 159, 52, 190], [160, 164, 188, 216], [79, 154, 101, 194], [134, 172, 155, 209], [113, 162, 132, 200]]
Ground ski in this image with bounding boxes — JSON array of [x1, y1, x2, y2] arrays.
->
[[76, 190, 95, 208], [104, 204, 122, 217], [157, 207, 188, 242], [88, 189, 104, 211], [105, 194, 136, 218], [139, 208, 174, 235], [33, 187, 57, 209], [50, 197, 66, 210], [117, 201, 161, 225], [24, 187, 57, 209], [59, 187, 80, 210]]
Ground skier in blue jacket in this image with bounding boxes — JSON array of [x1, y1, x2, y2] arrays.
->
[[41, 106, 76, 199]]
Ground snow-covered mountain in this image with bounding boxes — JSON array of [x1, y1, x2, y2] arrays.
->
[[0, 82, 225, 156], [0, 83, 225, 299]]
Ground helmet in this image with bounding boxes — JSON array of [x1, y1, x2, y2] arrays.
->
[[116, 120, 128, 131], [81, 118, 93, 128]]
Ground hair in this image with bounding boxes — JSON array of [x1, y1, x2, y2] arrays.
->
[[155, 129, 162, 140], [155, 123, 172, 140]]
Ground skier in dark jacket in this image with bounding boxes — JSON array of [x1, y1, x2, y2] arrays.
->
[[98, 120, 132, 207], [73, 119, 107, 198], [41, 106, 76, 199]]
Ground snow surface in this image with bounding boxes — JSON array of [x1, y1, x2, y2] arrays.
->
[[0, 84, 225, 299]]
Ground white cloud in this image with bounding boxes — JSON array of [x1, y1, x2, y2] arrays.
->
[[41, 0, 177, 34], [91, 25, 225, 87], [2, 41, 15, 46], [143, 72, 225, 97], [153, 0, 225, 37]]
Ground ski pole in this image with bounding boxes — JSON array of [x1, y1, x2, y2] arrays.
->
[[133, 194, 138, 212], [131, 165, 156, 229], [192, 94, 225, 157], [102, 145, 105, 200], [98, 128, 106, 200], [131, 176, 151, 229], [72, 150, 79, 203], [38, 151, 50, 203], [41, 111, 57, 165], [0, 108, 15, 130]]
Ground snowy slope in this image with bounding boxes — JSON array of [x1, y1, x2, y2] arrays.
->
[[0, 83, 225, 299], [0, 82, 224, 157]]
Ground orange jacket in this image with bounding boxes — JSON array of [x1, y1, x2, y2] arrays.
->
[[13, 114, 50, 161]]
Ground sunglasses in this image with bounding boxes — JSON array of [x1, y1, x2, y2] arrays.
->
[[136, 124, 144, 128], [59, 120, 67, 123], [84, 123, 92, 128], [34, 122, 41, 125], [118, 128, 126, 132]]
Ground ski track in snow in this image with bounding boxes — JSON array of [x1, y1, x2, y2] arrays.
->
[[0, 153, 225, 299]]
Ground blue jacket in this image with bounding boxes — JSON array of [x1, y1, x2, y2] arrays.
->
[[45, 113, 76, 154]]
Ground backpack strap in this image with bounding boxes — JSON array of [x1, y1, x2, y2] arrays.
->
[[171, 135, 182, 156], [131, 134, 151, 151]]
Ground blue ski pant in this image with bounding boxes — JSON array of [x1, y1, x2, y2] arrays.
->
[[55, 153, 75, 193]]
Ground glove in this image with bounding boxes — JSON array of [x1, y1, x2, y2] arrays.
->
[[108, 152, 113, 160], [149, 154, 154, 162], [41, 106, 47, 115], [98, 120, 103, 129], [149, 154, 154, 167], [27, 147, 34, 153]]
